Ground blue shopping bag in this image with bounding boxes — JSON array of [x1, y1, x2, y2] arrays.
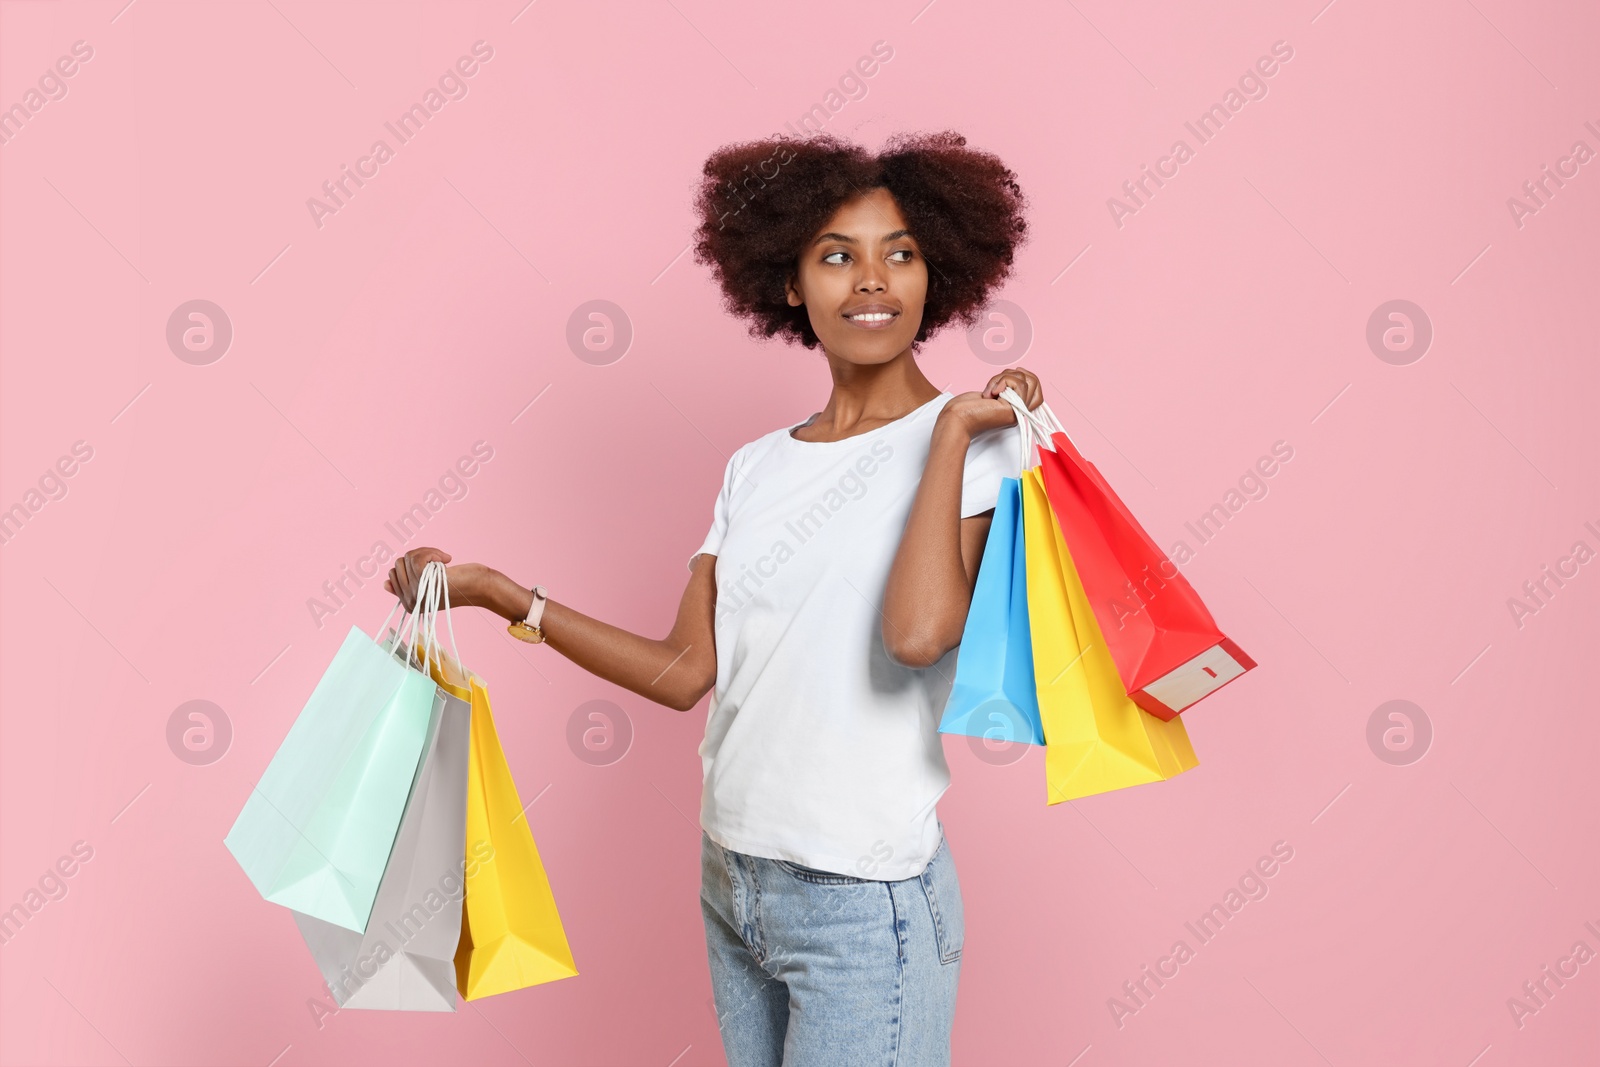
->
[[938, 476, 1045, 747]]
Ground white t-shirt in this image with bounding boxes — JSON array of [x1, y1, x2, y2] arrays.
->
[[688, 392, 1021, 880]]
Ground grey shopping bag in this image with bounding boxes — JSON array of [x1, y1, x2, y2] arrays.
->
[[292, 634, 472, 1011]]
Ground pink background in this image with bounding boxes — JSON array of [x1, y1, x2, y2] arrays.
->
[[3, 1, 1597, 1064]]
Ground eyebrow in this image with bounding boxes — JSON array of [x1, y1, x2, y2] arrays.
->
[[812, 228, 912, 245]]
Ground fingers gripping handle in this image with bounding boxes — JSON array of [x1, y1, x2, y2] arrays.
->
[[997, 385, 1068, 473], [997, 385, 1038, 470], [416, 560, 465, 678], [379, 561, 456, 677]]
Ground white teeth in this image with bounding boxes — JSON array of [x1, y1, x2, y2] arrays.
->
[[848, 312, 894, 322]]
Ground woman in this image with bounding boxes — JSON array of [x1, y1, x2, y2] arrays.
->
[[387, 130, 1040, 1065]]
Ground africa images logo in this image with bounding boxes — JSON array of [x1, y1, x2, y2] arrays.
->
[[305, 41, 495, 229], [714, 440, 895, 626], [1106, 40, 1296, 228], [1108, 840, 1296, 1029]]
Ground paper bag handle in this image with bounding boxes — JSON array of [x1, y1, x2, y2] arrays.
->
[[415, 560, 466, 680], [378, 560, 452, 677], [997, 385, 1068, 472]]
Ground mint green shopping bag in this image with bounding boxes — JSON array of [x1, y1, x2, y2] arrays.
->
[[225, 569, 444, 934]]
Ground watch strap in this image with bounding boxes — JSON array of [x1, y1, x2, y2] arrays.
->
[[508, 585, 549, 644]]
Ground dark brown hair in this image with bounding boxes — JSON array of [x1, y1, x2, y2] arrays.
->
[[692, 131, 1028, 349]]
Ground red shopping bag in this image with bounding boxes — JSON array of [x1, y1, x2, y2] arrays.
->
[[1019, 394, 1255, 719]]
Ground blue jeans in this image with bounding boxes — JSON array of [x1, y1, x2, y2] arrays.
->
[[699, 827, 964, 1066]]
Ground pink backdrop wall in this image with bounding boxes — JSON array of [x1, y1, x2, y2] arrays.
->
[[3, 1, 1597, 1064]]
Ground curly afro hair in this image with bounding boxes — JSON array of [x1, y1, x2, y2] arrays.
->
[[691, 130, 1028, 349]]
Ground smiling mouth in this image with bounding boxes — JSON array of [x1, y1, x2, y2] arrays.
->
[[843, 310, 899, 329]]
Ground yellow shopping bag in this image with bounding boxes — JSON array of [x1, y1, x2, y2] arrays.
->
[[1021, 467, 1199, 803], [420, 647, 579, 999]]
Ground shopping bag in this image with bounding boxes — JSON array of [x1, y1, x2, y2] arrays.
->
[[225, 576, 441, 933], [938, 470, 1044, 746], [1021, 465, 1199, 803], [419, 620, 578, 999], [292, 573, 473, 1011], [1012, 389, 1255, 719]]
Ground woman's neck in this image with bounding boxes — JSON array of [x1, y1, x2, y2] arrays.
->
[[791, 347, 943, 443]]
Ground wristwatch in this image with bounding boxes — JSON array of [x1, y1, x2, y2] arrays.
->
[[508, 585, 549, 643]]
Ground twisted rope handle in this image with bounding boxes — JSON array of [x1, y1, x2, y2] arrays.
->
[[415, 560, 465, 678], [379, 560, 448, 678], [996, 385, 1069, 472]]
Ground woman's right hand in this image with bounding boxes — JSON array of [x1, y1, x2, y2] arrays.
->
[[384, 547, 453, 612], [382, 547, 719, 713], [386, 546, 528, 620]]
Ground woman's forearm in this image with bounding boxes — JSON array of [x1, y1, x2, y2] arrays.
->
[[881, 414, 976, 667], [469, 566, 716, 712]]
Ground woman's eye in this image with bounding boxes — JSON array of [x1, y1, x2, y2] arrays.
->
[[820, 248, 913, 265]]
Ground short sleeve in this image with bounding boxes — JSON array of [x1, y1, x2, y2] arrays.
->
[[960, 422, 1023, 518], [689, 447, 743, 572]]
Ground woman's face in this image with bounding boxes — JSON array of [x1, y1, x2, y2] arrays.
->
[[785, 186, 928, 365]]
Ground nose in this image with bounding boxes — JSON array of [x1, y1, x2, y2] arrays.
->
[[854, 263, 886, 294]]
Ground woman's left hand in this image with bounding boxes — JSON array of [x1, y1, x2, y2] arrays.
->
[[939, 366, 1044, 438]]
